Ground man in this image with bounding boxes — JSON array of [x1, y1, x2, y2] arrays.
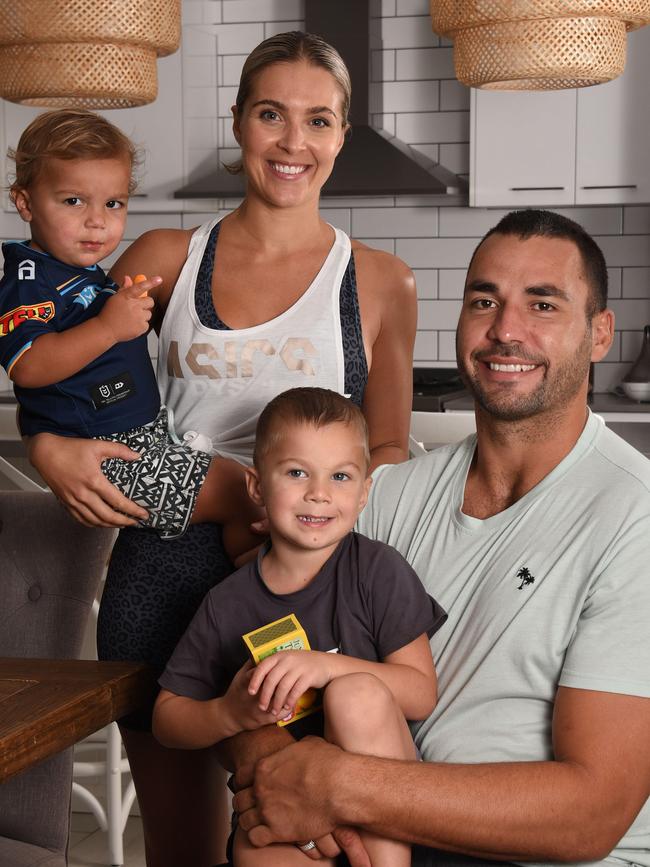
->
[[230, 210, 650, 867]]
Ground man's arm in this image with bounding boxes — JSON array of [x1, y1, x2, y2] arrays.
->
[[235, 687, 650, 862]]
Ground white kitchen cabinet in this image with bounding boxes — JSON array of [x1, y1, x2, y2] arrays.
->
[[576, 26, 650, 205], [1, 50, 183, 213], [470, 88, 576, 207], [470, 25, 650, 208]]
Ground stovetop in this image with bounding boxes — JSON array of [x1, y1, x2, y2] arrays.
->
[[412, 367, 469, 411]]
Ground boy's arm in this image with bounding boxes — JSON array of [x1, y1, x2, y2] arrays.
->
[[248, 634, 437, 722], [153, 660, 281, 749], [10, 276, 159, 388]]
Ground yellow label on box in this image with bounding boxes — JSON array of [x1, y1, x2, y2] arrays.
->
[[242, 614, 321, 726]]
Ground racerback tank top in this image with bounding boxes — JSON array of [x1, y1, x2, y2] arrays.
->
[[157, 218, 355, 464]]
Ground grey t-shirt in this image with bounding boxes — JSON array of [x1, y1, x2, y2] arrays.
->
[[357, 411, 650, 867], [160, 531, 446, 701]]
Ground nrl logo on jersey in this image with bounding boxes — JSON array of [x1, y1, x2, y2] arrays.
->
[[0, 302, 55, 337]]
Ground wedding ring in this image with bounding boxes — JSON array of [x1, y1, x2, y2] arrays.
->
[[297, 840, 317, 852]]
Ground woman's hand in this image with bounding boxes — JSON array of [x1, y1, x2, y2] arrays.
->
[[27, 432, 148, 527], [248, 650, 332, 718]]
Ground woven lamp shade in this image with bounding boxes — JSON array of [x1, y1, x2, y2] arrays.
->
[[0, 0, 181, 109], [431, 1, 650, 89]]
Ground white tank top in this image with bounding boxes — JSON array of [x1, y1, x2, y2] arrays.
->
[[157, 218, 349, 464]]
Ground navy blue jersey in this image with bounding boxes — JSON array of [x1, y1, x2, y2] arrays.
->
[[0, 241, 160, 437]]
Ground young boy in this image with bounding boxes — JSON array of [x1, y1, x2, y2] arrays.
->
[[153, 387, 446, 867], [0, 109, 259, 556]]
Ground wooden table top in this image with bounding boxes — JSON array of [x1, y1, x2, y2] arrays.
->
[[0, 657, 156, 782]]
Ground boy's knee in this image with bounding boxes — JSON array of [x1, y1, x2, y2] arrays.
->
[[324, 672, 395, 726]]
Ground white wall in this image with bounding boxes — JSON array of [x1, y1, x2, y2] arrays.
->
[[2, 0, 649, 393]]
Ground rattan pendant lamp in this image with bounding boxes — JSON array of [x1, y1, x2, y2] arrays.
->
[[430, 1, 650, 89], [0, 0, 181, 108]]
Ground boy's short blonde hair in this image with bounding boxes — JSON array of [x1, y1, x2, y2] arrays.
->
[[7, 109, 141, 200], [254, 388, 370, 469]]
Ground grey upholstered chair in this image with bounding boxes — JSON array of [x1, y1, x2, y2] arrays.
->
[[0, 491, 116, 867]]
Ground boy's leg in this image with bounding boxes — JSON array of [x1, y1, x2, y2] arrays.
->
[[323, 673, 416, 867], [233, 825, 336, 866]]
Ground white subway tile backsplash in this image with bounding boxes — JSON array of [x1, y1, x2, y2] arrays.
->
[[418, 299, 463, 329], [555, 206, 622, 236], [592, 361, 629, 393], [396, 110, 469, 144], [183, 25, 219, 55], [372, 113, 396, 135], [202, 2, 223, 24], [622, 330, 645, 361], [397, 0, 430, 14], [413, 269, 438, 298], [439, 143, 469, 176], [610, 298, 650, 329], [186, 117, 219, 150], [380, 80, 440, 113], [439, 269, 466, 298], [438, 330, 457, 361], [124, 214, 183, 240], [410, 143, 440, 164], [397, 237, 479, 269], [183, 2, 205, 24], [414, 330, 438, 361], [321, 209, 351, 234], [598, 234, 650, 267], [622, 267, 650, 298], [440, 79, 470, 111], [623, 206, 650, 234], [222, 0, 303, 23], [439, 207, 508, 237], [372, 50, 396, 82], [607, 268, 622, 299], [264, 19, 303, 37], [222, 54, 246, 85], [214, 22, 264, 53], [381, 16, 439, 49], [352, 207, 438, 238], [218, 85, 239, 116], [185, 86, 218, 117], [0, 211, 27, 238], [605, 333, 621, 362], [183, 55, 218, 87], [396, 47, 454, 80], [357, 238, 396, 254], [320, 196, 396, 208]]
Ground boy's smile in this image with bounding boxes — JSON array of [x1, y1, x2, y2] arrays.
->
[[13, 156, 130, 269], [246, 420, 371, 564]]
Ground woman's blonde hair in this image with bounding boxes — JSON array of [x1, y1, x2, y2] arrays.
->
[[7, 109, 141, 200], [226, 30, 351, 175]]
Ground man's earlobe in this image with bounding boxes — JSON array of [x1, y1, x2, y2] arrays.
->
[[591, 308, 615, 363]]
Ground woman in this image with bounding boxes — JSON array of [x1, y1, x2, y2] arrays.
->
[[29, 32, 417, 867]]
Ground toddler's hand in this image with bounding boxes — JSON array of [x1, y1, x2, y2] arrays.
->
[[248, 650, 332, 718], [97, 274, 161, 343]]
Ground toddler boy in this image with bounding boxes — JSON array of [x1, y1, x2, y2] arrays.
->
[[0, 109, 259, 554], [154, 387, 446, 867]]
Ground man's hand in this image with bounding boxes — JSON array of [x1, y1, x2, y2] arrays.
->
[[234, 737, 343, 845], [248, 650, 332, 717], [97, 274, 160, 343]]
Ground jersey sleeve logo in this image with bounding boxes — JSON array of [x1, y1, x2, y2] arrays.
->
[[18, 260, 36, 280], [0, 301, 55, 337]]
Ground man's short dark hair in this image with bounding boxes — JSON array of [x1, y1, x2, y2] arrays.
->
[[471, 209, 608, 316], [254, 387, 370, 467]]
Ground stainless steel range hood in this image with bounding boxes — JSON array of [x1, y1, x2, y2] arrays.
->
[[174, 0, 466, 200]]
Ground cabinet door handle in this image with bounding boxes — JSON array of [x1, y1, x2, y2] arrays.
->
[[509, 186, 565, 191], [580, 184, 637, 190]]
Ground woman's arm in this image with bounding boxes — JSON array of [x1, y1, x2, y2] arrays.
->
[[353, 243, 417, 471]]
